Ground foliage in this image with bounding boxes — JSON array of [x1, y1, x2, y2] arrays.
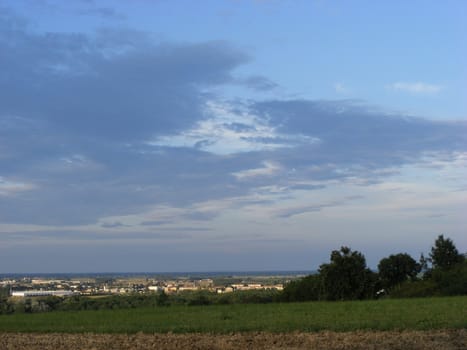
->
[[429, 234, 465, 270], [0, 287, 10, 298], [4, 289, 283, 314], [282, 235, 465, 301], [0, 297, 14, 315], [378, 253, 420, 290], [155, 291, 169, 306], [36, 293, 162, 312], [319, 246, 375, 301], [169, 289, 280, 306], [431, 261, 467, 296], [389, 262, 467, 299], [281, 274, 324, 302], [0, 287, 14, 315], [389, 280, 440, 298], [217, 289, 280, 304], [283, 247, 379, 302]]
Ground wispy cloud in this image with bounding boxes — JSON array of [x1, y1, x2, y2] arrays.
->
[[0, 177, 35, 196], [232, 161, 282, 180], [1, 230, 191, 242], [100, 221, 128, 229], [388, 81, 443, 94], [150, 101, 316, 155], [241, 75, 278, 91], [273, 195, 364, 218]]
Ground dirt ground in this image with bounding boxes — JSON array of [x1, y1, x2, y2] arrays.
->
[[1, 330, 466, 350]]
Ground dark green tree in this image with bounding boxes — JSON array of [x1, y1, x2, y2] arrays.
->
[[281, 274, 324, 302], [0, 296, 14, 315], [23, 298, 33, 313], [431, 260, 467, 296], [319, 246, 374, 301], [37, 296, 63, 312], [155, 290, 169, 306], [378, 253, 420, 289], [429, 235, 464, 270]]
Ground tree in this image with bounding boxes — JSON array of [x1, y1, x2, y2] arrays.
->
[[378, 253, 420, 290], [429, 235, 464, 270], [0, 296, 14, 315], [281, 274, 324, 302], [319, 246, 374, 301], [431, 260, 467, 296], [155, 290, 169, 306]]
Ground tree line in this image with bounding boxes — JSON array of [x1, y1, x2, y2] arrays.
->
[[0, 288, 281, 314], [282, 234, 466, 301]]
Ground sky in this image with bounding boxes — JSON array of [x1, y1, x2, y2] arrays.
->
[[0, 0, 466, 273]]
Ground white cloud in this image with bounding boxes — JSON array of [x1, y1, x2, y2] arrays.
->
[[149, 101, 317, 155], [232, 161, 282, 180], [389, 81, 443, 94]]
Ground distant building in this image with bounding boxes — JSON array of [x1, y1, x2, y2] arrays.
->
[[11, 290, 77, 297]]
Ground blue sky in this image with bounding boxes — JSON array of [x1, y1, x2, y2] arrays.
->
[[0, 0, 466, 273]]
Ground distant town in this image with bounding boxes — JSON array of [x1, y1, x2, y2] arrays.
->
[[0, 272, 309, 298]]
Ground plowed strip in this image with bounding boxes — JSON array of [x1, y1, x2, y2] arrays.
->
[[1, 330, 466, 350]]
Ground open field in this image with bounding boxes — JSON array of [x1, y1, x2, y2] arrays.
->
[[1, 297, 466, 349], [1, 330, 466, 350], [0, 296, 466, 333]]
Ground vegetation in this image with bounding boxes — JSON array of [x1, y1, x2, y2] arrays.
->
[[378, 253, 420, 290], [282, 235, 466, 301], [0, 296, 465, 333], [1, 289, 282, 314], [319, 247, 377, 301], [429, 234, 465, 270], [0, 234, 465, 317]]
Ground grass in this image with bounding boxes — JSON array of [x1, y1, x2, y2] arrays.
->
[[0, 296, 466, 334]]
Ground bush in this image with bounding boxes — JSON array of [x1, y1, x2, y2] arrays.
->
[[186, 292, 213, 306], [0, 297, 14, 315], [281, 274, 324, 302], [389, 280, 439, 298], [227, 289, 280, 304], [432, 262, 467, 296]]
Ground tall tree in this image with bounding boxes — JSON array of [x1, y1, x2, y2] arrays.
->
[[319, 246, 374, 301], [429, 235, 464, 270], [378, 253, 420, 289]]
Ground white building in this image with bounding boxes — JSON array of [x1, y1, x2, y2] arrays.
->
[[148, 286, 163, 292], [11, 290, 77, 297]]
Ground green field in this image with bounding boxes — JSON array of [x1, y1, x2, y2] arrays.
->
[[0, 296, 466, 334]]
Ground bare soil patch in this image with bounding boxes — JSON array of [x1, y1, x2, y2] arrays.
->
[[1, 330, 466, 350]]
